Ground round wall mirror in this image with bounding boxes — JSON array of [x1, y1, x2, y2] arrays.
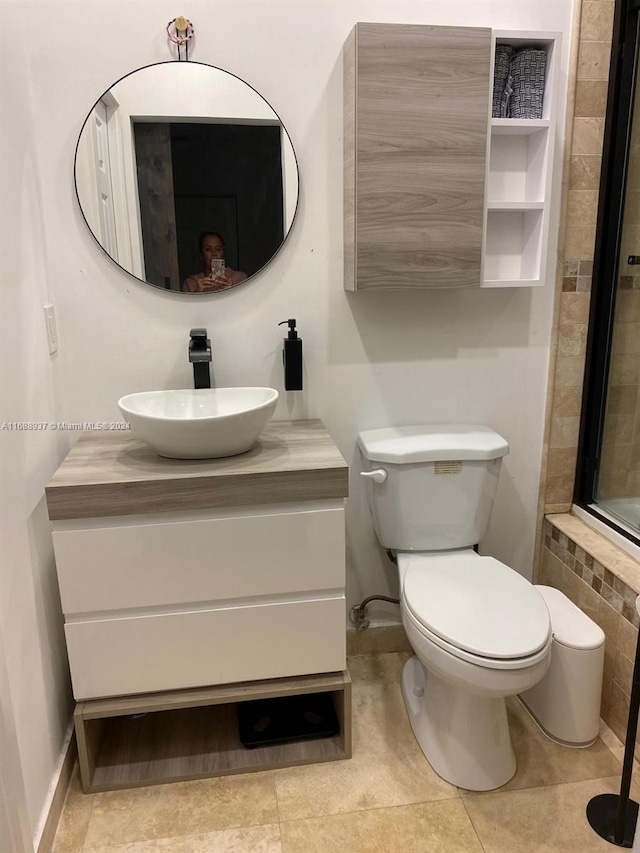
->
[[74, 61, 299, 293]]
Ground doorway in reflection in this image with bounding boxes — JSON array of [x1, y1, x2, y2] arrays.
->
[[133, 122, 284, 290]]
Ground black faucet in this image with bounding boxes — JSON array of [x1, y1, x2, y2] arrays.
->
[[189, 328, 212, 389]]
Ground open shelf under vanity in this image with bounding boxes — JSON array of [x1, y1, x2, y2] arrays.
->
[[75, 670, 352, 793]]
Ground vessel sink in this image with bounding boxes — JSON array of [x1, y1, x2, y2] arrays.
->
[[118, 388, 279, 459]]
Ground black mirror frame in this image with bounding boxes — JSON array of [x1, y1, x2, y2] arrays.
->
[[73, 60, 300, 295]]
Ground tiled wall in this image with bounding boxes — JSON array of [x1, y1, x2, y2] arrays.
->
[[543, 0, 615, 514], [541, 518, 639, 745], [538, 3, 640, 743]]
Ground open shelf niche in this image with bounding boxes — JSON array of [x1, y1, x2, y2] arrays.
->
[[75, 670, 352, 793], [482, 31, 560, 288]]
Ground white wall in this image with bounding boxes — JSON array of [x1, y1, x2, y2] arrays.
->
[[0, 625, 34, 853], [0, 10, 74, 846], [1, 0, 572, 835], [109, 61, 282, 120]]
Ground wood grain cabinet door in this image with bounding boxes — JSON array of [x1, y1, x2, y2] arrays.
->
[[345, 23, 492, 290]]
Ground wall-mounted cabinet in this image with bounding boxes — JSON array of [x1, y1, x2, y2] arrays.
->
[[344, 23, 492, 291], [344, 25, 560, 290]]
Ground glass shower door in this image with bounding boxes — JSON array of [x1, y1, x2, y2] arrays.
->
[[595, 17, 640, 536]]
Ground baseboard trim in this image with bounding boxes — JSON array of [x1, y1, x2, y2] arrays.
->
[[347, 623, 411, 656], [36, 724, 77, 853]]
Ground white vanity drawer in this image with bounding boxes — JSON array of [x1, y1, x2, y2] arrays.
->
[[65, 596, 346, 700], [54, 503, 345, 614]]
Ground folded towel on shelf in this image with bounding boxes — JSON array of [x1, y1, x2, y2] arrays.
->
[[492, 45, 514, 118], [509, 48, 547, 119]]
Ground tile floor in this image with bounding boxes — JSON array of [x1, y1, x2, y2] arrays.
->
[[52, 652, 638, 853]]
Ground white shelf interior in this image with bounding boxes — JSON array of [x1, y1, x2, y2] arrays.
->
[[487, 201, 544, 211], [483, 31, 558, 288], [488, 129, 548, 203], [491, 119, 550, 134], [484, 209, 543, 284]]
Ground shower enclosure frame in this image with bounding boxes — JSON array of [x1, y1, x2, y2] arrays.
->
[[575, 0, 640, 544]]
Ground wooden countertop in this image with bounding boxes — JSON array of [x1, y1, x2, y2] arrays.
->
[[46, 420, 349, 521]]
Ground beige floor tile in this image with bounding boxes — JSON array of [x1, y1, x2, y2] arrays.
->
[[51, 766, 95, 853], [598, 719, 640, 776], [83, 824, 282, 853], [347, 651, 411, 686], [347, 625, 412, 656], [83, 774, 278, 848], [477, 698, 622, 793], [351, 682, 422, 758], [351, 669, 619, 795], [280, 799, 483, 853], [463, 776, 636, 853], [274, 746, 457, 822], [50, 652, 638, 853]]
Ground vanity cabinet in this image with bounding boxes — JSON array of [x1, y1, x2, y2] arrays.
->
[[54, 504, 346, 698], [344, 24, 559, 290], [46, 420, 351, 790]]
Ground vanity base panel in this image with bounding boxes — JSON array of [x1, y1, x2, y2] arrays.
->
[[66, 596, 346, 700], [74, 670, 352, 793]]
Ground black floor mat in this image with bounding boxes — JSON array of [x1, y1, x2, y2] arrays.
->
[[237, 692, 339, 749]]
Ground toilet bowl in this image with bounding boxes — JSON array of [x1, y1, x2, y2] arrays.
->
[[397, 550, 551, 790], [357, 425, 552, 791]]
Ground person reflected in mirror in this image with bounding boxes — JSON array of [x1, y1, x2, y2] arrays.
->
[[181, 232, 248, 293]]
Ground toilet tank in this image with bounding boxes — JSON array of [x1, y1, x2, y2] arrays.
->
[[357, 425, 509, 551]]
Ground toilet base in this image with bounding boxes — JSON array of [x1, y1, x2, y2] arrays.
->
[[401, 655, 517, 791]]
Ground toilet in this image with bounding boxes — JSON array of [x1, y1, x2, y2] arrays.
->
[[357, 424, 553, 791]]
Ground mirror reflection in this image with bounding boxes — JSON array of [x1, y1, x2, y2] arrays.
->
[[74, 62, 299, 293]]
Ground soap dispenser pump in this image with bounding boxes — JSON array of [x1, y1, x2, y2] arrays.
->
[[278, 319, 303, 391]]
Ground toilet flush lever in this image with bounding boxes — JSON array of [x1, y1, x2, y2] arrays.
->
[[360, 469, 387, 484]]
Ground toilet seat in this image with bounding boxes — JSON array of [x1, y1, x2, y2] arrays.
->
[[403, 604, 551, 670], [402, 553, 551, 667]]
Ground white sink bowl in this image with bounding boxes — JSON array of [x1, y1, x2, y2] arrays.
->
[[118, 388, 279, 459]]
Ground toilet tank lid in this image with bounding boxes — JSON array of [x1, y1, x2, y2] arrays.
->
[[535, 586, 605, 650], [357, 425, 509, 464]]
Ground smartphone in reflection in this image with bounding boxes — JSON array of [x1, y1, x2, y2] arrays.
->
[[211, 259, 226, 277]]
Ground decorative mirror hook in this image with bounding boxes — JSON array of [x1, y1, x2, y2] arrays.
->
[[166, 16, 194, 61]]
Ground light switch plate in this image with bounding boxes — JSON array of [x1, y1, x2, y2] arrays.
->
[[44, 304, 58, 354]]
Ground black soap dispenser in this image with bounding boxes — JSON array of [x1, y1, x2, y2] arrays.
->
[[278, 319, 303, 391]]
